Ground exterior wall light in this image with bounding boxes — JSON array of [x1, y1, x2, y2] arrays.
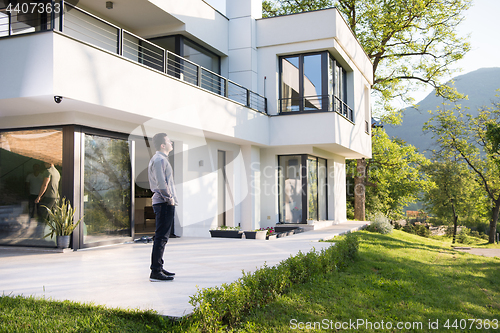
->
[[106, 1, 113, 9]]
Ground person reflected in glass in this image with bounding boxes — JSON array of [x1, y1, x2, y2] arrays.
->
[[148, 133, 177, 282], [26, 163, 43, 218], [35, 162, 61, 221]]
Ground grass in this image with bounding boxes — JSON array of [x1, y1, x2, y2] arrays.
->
[[2, 230, 499, 332], [236, 230, 500, 332], [430, 234, 500, 248]]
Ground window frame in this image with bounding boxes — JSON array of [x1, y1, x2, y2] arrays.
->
[[278, 51, 349, 116]]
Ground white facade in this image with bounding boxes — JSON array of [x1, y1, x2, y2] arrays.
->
[[0, 0, 372, 247]]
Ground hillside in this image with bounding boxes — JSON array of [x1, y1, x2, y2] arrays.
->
[[385, 67, 500, 155]]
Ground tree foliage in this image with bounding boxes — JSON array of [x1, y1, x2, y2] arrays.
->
[[424, 100, 500, 243], [263, 0, 471, 120], [348, 127, 430, 219], [422, 158, 489, 242]]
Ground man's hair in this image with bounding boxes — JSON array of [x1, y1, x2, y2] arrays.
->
[[153, 133, 168, 151]]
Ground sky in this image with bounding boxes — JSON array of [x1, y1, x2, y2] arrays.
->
[[412, 0, 500, 102]]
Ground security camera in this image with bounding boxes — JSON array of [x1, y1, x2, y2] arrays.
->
[[54, 96, 63, 104]]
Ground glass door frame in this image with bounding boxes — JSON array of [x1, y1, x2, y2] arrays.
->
[[74, 126, 135, 249], [278, 154, 328, 224]]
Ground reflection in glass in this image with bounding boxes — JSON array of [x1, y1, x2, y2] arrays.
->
[[279, 155, 328, 223], [281, 56, 301, 112], [307, 157, 318, 220], [0, 129, 63, 247], [83, 134, 131, 244], [303, 54, 323, 111], [279, 155, 302, 223], [318, 159, 327, 220]]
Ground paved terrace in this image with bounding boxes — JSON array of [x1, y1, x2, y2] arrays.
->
[[0, 221, 368, 318]]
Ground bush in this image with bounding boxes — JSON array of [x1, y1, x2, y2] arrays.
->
[[189, 233, 359, 332], [366, 213, 393, 234], [457, 228, 471, 244], [414, 224, 430, 238]]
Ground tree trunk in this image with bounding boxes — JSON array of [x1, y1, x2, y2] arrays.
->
[[489, 199, 500, 244], [452, 216, 458, 244], [354, 158, 366, 221]]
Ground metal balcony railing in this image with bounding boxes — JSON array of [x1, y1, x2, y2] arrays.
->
[[279, 95, 354, 122], [0, 1, 267, 114]]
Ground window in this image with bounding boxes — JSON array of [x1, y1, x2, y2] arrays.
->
[[83, 133, 132, 246], [149, 35, 220, 74], [0, 128, 63, 247], [279, 52, 352, 121], [278, 155, 327, 224]]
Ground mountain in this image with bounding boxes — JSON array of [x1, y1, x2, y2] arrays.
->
[[384, 67, 500, 156]]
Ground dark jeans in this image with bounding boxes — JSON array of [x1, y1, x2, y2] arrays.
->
[[150, 203, 175, 272]]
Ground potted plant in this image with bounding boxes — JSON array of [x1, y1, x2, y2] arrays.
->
[[42, 197, 83, 248], [244, 229, 268, 240], [209, 226, 243, 238]]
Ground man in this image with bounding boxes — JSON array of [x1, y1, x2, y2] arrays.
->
[[148, 133, 178, 282], [35, 162, 61, 221]]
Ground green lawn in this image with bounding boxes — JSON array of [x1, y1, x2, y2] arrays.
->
[[2, 230, 499, 332], [236, 230, 500, 332]]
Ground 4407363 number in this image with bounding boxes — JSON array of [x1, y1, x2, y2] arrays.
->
[[444, 319, 498, 330], [6, 2, 61, 15]]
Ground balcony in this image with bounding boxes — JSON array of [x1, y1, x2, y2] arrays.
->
[[279, 95, 354, 122], [0, 1, 267, 114]]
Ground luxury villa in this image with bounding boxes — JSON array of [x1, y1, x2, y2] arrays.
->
[[0, 0, 372, 249]]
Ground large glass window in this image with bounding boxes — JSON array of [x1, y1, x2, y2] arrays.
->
[[280, 52, 349, 118], [0, 129, 63, 247], [149, 35, 220, 74], [83, 134, 131, 245], [278, 155, 327, 223], [278, 155, 303, 223]]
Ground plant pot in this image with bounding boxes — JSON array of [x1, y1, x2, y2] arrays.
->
[[267, 234, 277, 240], [209, 230, 243, 238], [56, 235, 70, 249], [244, 230, 267, 240]]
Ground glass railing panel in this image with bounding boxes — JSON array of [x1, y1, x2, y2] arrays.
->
[[227, 81, 247, 106], [63, 4, 118, 54], [280, 97, 302, 113], [249, 91, 267, 113], [123, 31, 164, 72], [201, 68, 225, 96]]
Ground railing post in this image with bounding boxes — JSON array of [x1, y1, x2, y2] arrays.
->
[[162, 49, 166, 74], [118, 29, 123, 56], [246, 90, 251, 108], [197, 65, 202, 88], [224, 79, 228, 98], [59, 0, 65, 32]]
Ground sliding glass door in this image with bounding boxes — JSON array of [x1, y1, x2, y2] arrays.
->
[[82, 133, 131, 246], [279, 155, 327, 223]]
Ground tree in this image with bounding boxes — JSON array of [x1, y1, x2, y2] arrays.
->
[[422, 158, 489, 243], [263, 0, 471, 220], [348, 127, 430, 220], [424, 101, 500, 243], [263, 0, 471, 118]]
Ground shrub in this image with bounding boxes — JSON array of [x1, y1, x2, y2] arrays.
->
[[414, 224, 430, 238], [457, 228, 471, 244], [366, 213, 393, 234], [189, 232, 359, 332]]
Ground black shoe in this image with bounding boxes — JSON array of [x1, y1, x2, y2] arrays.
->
[[162, 269, 175, 277], [150, 271, 174, 282]]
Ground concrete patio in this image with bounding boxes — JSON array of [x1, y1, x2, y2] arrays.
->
[[0, 221, 368, 317]]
